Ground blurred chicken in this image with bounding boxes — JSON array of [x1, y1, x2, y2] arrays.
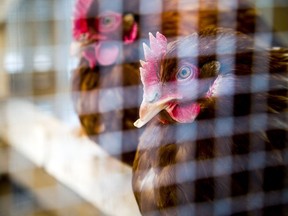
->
[[71, 0, 141, 164], [71, 0, 283, 165], [132, 29, 288, 215]]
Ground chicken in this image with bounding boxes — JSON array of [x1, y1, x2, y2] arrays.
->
[[71, 0, 284, 165], [71, 0, 141, 164], [132, 29, 288, 215]]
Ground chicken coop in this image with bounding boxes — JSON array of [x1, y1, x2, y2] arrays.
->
[[0, 0, 287, 215]]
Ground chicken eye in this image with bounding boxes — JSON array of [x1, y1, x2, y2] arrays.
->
[[101, 16, 114, 26], [176, 65, 195, 80], [98, 12, 121, 33]]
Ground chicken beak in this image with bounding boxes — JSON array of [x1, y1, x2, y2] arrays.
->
[[134, 96, 181, 128]]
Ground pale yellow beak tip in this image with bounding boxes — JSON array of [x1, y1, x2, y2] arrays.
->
[[133, 119, 145, 128]]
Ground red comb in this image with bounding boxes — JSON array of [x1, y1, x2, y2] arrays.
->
[[140, 32, 167, 92], [72, 0, 94, 40]]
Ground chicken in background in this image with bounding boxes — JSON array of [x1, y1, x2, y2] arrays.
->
[[71, 0, 284, 166], [71, 0, 141, 164], [132, 29, 288, 215]]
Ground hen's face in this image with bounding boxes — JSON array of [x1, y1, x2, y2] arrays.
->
[[160, 59, 222, 123], [134, 28, 252, 128], [72, 0, 138, 67]]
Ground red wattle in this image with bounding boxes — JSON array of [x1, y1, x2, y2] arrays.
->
[[167, 102, 200, 123]]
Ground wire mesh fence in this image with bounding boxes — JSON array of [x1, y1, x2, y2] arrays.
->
[[0, 0, 287, 215]]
